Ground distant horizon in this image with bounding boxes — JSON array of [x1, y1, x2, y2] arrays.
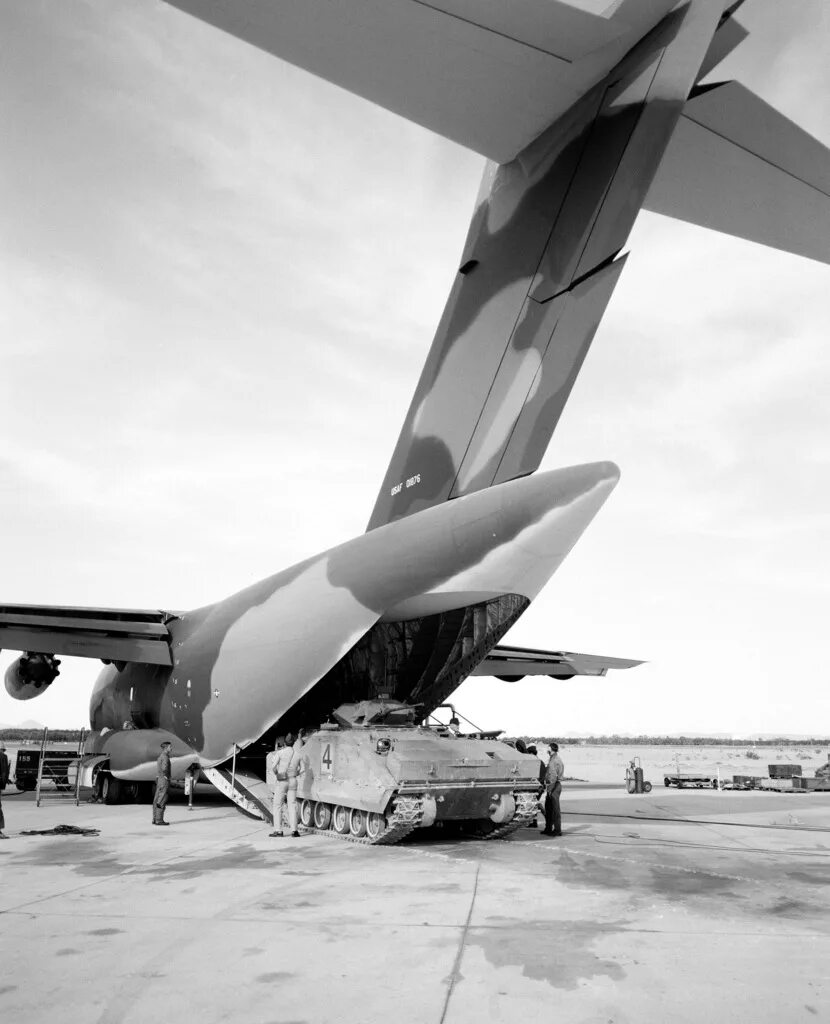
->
[[2, 721, 828, 747]]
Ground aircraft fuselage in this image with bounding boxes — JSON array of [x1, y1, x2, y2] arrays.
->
[[89, 463, 618, 777]]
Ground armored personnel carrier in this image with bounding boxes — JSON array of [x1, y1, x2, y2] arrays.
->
[[294, 700, 541, 844]]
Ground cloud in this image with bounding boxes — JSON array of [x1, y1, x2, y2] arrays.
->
[[1, 0, 828, 735]]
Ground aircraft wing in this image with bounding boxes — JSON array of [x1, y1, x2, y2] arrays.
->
[[472, 644, 643, 680], [163, 0, 678, 163], [644, 81, 830, 265], [0, 604, 174, 666]]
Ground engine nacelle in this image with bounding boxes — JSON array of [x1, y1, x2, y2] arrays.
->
[[4, 652, 61, 701]]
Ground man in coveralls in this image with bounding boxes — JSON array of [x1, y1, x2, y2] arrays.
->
[[543, 742, 565, 837], [0, 740, 10, 839], [153, 740, 172, 826]]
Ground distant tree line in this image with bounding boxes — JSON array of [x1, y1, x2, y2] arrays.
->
[[507, 735, 830, 747], [3, 728, 827, 749], [0, 728, 85, 744]]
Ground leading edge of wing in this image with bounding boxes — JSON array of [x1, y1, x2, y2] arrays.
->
[[162, 0, 677, 162], [0, 603, 175, 665], [472, 644, 644, 680]]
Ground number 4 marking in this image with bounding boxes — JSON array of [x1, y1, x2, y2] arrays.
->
[[321, 744, 332, 773]]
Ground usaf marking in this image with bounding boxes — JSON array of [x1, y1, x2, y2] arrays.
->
[[390, 474, 421, 497]]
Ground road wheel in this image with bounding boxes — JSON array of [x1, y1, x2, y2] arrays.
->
[[102, 775, 122, 805], [299, 799, 315, 828], [332, 805, 350, 834], [365, 811, 386, 841], [664, 777, 671, 787], [313, 802, 332, 830], [349, 808, 368, 838]]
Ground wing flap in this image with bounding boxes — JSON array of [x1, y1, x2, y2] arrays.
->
[[0, 604, 173, 666], [644, 81, 830, 264], [473, 644, 643, 679]]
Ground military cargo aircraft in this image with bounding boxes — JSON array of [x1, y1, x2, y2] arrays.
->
[[2, 1, 828, 795]]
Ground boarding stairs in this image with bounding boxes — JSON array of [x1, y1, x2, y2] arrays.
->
[[202, 764, 273, 825], [35, 728, 86, 807]]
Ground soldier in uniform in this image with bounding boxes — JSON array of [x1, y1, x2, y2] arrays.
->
[[153, 740, 172, 826], [0, 740, 10, 838], [269, 734, 301, 838], [543, 742, 565, 837]]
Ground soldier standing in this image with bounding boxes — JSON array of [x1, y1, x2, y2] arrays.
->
[[153, 740, 172, 826], [543, 742, 565, 837], [270, 734, 301, 838], [0, 741, 10, 838]]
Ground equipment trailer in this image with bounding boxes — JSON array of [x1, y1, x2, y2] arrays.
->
[[663, 772, 719, 789]]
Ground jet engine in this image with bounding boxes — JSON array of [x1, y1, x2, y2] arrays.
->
[[4, 652, 61, 700]]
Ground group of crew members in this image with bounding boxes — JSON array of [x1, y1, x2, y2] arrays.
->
[[515, 739, 565, 837], [0, 731, 567, 838], [0, 725, 567, 838], [147, 730, 566, 836], [266, 730, 308, 838]]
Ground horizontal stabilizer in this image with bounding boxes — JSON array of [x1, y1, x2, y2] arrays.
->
[[472, 644, 643, 680], [0, 603, 174, 665], [163, 0, 677, 162], [644, 81, 830, 264]]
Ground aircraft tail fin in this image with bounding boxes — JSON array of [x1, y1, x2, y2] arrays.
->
[[366, 0, 726, 530], [644, 81, 830, 265]]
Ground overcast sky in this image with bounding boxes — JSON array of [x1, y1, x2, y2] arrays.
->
[[1, 0, 828, 737]]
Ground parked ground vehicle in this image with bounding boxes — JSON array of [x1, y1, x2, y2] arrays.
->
[[14, 747, 77, 791], [294, 700, 542, 844]]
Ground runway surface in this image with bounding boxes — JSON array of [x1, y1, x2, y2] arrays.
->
[[1, 783, 828, 1023]]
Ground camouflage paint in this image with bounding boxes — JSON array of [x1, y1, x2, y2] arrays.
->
[[84, 727, 194, 781], [90, 462, 618, 766], [163, 0, 681, 162], [368, 0, 724, 530]]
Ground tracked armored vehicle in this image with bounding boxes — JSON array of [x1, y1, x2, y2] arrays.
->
[[295, 701, 541, 844]]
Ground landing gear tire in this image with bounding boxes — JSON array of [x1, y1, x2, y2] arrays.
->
[[332, 805, 350, 835], [102, 775, 122, 805], [313, 802, 332, 830], [664, 778, 671, 788], [349, 808, 368, 838], [644, 782, 653, 793], [299, 799, 315, 828], [365, 811, 386, 841]]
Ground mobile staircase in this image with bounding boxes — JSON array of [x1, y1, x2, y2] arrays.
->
[[35, 728, 86, 807], [201, 746, 273, 824]]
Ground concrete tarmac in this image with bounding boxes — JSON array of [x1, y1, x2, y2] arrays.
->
[[1, 783, 828, 1024]]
